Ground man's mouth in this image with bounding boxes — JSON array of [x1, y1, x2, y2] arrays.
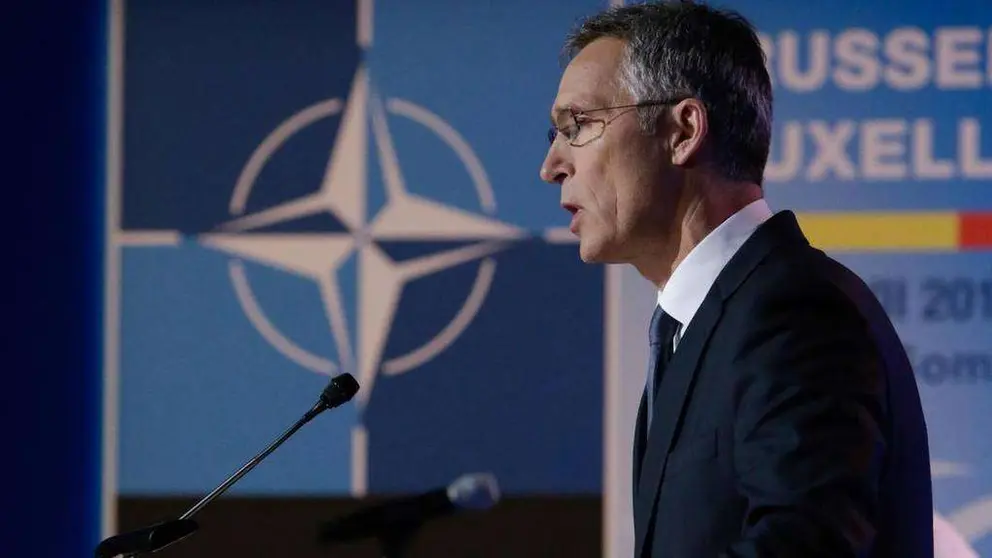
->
[[561, 203, 582, 233]]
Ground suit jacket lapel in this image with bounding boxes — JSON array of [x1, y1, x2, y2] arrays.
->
[[630, 210, 807, 558]]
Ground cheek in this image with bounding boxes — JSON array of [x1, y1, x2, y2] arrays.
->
[[616, 139, 667, 205], [597, 151, 646, 230], [574, 157, 618, 223]]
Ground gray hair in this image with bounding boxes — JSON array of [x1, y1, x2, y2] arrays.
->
[[563, 0, 773, 185]]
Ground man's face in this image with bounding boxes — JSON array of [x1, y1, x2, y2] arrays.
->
[[540, 37, 680, 264]]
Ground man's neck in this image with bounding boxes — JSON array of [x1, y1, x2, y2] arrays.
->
[[635, 180, 763, 288]]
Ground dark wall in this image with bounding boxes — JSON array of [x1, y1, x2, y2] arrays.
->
[[5, 2, 106, 557], [119, 496, 602, 557]]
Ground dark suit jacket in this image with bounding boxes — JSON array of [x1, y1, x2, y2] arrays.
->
[[631, 210, 933, 558]]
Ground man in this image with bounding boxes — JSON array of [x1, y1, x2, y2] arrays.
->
[[540, 2, 934, 557]]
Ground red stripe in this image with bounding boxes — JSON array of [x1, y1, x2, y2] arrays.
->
[[959, 212, 992, 248]]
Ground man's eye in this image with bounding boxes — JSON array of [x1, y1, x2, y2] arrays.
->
[[572, 117, 595, 133]]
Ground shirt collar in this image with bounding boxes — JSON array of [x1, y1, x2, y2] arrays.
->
[[658, 198, 773, 326]]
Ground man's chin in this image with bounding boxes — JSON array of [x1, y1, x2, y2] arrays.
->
[[577, 240, 621, 264]]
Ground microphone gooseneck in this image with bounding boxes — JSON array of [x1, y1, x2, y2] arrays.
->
[[95, 372, 360, 558], [178, 373, 356, 521]]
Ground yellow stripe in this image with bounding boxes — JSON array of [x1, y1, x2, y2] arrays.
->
[[795, 212, 958, 251]]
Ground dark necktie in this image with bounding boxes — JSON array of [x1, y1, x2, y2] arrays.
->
[[646, 306, 679, 429]]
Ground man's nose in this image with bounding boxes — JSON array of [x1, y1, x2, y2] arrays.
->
[[540, 143, 571, 185]]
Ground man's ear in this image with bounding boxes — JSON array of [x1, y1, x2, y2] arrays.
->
[[669, 98, 708, 167]]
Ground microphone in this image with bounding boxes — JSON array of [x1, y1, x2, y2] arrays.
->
[[95, 372, 360, 558], [318, 472, 500, 552]]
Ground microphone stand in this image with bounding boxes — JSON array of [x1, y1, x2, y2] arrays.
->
[[95, 373, 360, 558]]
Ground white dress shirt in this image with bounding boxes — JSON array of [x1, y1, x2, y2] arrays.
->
[[657, 198, 774, 348]]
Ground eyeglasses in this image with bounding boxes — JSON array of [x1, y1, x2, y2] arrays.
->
[[547, 99, 683, 147]]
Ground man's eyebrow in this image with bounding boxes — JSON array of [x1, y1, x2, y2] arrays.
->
[[550, 102, 583, 124]]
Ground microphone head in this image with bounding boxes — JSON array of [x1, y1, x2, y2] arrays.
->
[[445, 472, 500, 511], [321, 373, 360, 409]]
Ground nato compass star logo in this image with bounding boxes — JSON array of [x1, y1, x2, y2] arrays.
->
[[191, 62, 564, 494], [930, 460, 992, 557], [199, 64, 529, 408]]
